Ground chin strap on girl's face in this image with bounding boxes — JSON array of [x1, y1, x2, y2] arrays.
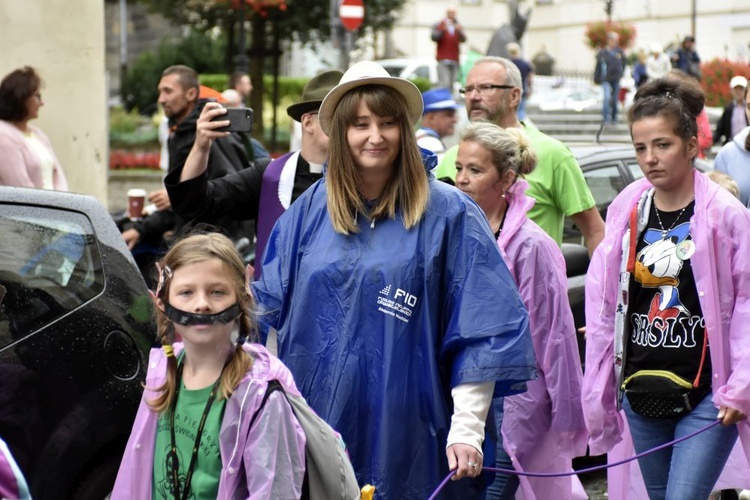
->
[[163, 303, 241, 326]]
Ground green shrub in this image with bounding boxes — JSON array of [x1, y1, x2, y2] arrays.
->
[[109, 106, 143, 135], [200, 74, 307, 107], [109, 106, 159, 149], [410, 78, 432, 93], [200, 74, 229, 92]]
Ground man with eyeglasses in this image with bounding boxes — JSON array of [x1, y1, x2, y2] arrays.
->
[[164, 70, 343, 277], [435, 56, 604, 255]]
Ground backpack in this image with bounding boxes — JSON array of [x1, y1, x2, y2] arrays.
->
[[250, 380, 361, 500]]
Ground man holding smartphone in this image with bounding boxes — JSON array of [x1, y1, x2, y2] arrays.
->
[[121, 65, 256, 284], [164, 70, 342, 277]]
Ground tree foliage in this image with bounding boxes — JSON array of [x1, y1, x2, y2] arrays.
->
[[135, 0, 407, 135], [137, 0, 406, 46]]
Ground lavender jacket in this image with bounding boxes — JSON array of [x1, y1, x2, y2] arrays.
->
[[583, 170, 750, 461], [0, 120, 68, 190], [0, 438, 30, 499], [497, 180, 588, 499], [112, 343, 306, 500]]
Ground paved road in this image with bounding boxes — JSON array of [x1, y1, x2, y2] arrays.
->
[[580, 469, 608, 499]]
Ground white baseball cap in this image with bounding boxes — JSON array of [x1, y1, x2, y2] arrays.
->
[[730, 76, 747, 89]]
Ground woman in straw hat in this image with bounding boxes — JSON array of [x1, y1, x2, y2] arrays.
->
[[252, 61, 536, 499]]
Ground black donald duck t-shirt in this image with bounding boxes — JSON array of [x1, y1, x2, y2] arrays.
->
[[625, 200, 712, 389]]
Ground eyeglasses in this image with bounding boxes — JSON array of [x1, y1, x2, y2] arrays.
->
[[458, 84, 515, 96]]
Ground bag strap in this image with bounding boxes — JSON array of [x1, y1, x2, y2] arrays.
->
[[247, 380, 313, 499], [248, 379, 283, 429], [626, 204, 638, 273], [692, 329, 709, 388]]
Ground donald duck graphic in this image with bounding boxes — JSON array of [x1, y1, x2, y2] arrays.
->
[[634, 222, 692, 322]]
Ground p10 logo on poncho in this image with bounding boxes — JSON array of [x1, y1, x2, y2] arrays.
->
[[377, 285, 418, 323], [394, 288, 418, 307]]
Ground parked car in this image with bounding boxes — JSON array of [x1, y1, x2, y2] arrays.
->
[[527, 87, 602, 113], [0, 186, 155, 499], [376, 57, 440, 87]]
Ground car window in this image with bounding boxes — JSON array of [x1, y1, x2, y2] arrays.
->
[[584, 164, 627, 210], [627, 161, 645, 180], [0, 205, 104, 345], [408, 65, 430, 80]]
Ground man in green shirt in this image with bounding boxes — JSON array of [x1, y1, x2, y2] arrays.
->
[[436, 56, 605, 254]]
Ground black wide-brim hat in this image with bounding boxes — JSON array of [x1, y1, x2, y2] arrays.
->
[[286, 70, 344, 122]]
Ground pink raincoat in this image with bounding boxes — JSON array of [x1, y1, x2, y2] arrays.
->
[[583, 170, 750, 496], [112, 343, 306, 500], [496, 180, 589, 499], [0, 120, 68, 190]]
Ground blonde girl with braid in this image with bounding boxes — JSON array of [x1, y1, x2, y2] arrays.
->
[[113, 232, 306, 500]]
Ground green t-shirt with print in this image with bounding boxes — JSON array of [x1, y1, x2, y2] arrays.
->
[[152, 380, 227, 499], [521, 123, 596, 245]]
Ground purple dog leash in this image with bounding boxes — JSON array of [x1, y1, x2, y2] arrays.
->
[[427, 419, 722, 500]]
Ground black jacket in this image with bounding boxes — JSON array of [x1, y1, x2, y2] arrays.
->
[[714, 101, 748, 145], [130, 99, 254, 242], [594, 47, 626, 84], [165, 154, 322, 226]]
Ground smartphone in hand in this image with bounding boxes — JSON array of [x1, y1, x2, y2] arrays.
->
[[211, 107, 253, 133]]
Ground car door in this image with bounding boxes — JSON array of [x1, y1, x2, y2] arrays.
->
[[0, 188, 154, 499]]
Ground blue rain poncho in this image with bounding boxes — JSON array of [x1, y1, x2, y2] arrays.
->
[[254, 177, 535, 499]]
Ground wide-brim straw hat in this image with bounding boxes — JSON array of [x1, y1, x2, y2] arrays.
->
[[318, 61, 423, 136], [286, 70, 344, 122]]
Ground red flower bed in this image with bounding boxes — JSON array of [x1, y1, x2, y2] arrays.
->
[[701, 58, 750, 108], [109, 150, 162, 170]]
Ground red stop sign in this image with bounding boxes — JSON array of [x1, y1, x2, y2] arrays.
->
[[339, 0, 364, 31]]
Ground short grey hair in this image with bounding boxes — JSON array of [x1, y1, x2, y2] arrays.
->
[[473, 56, 523, 92]]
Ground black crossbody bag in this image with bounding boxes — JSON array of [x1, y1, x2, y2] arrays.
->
[[622, 368, 711, 419]]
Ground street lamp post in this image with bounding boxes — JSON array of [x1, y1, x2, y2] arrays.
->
[[691, 0, 697, 38], [234, 1, 250, 72]]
